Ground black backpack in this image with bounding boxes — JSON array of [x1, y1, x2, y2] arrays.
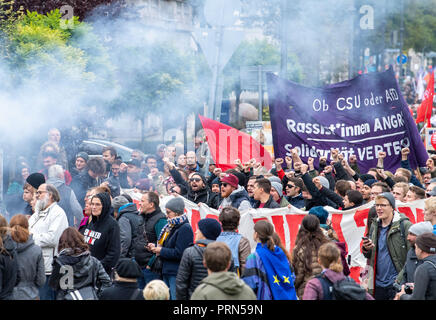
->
[[316, 274, 367, 300]]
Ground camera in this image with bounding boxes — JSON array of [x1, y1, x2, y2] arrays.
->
[[393, 282, 413, 294]]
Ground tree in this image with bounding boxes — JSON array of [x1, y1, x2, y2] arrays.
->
[[106, 41, 207, 149], [0, 8, 117, 158], [11, 0, 123, 21]]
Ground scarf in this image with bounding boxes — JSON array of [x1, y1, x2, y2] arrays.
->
[[256, 243, 298, 300], [158, 213, 188, 245]]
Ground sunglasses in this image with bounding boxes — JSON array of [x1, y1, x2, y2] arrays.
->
[[286, 184, 295, 189], [189, 178, 202, 182]]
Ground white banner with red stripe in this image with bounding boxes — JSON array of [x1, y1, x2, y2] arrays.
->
[[125, 189, 425, 283]]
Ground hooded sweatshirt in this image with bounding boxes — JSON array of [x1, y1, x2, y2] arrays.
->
[[0, 236, 18, 300], [82, 192, 121, 276], [49, 248, 111, 299], [13, 235, 46, 300], [190, 271, 257, 300]]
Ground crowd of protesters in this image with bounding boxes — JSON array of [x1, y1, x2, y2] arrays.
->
[[1, 127, 436, 301]]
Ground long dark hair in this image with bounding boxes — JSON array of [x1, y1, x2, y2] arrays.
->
[[254, 220, 275, 251], [58, 227, 89, 255], [292, 214, 329, 275], [273, 232, 292, 264]]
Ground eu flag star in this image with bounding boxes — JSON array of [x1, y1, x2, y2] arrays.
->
[[283, 276, 290, 284], [273, 275, 280, 285]]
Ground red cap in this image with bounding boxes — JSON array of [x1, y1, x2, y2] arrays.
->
[[220, 173, 239, 188]]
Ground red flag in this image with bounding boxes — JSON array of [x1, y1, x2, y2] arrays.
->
[[199, 115, 273, 171], [416, 71, 434, 127]]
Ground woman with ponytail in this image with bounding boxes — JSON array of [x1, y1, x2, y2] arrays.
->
[[10, 214, 46, 300], [291, 214, 330, 298], [242, 220, 298, 300], [302, 242, 374, 300]]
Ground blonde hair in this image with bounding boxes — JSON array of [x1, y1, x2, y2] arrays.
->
[[143, 280, 170, 300], [318, 242, 343, 273], [425, 197, 436, 213], [393, 182, 409, 197]]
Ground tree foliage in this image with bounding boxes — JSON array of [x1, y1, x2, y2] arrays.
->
[[11, 0, 122, 21]]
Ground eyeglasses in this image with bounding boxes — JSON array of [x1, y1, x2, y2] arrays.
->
[[189, 178, 201, 182], [375, 204, 389, 208], [286, 184, 295, 189]]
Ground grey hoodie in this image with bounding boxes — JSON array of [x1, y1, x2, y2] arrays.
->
[[13, 235, 46, 300], [190, 271, 256, 300]]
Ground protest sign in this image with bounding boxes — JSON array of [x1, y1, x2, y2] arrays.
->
[[266, 66, 428, 173]]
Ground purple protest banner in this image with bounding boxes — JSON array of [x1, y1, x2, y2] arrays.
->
[[266, 66, 428, 173]]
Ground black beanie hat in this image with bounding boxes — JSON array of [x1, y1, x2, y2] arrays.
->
[[115, 258, 143, 278], [415, 232, 436, 254], [359, 174, 375, 182], [198, 218, 222, 240], [26, 173, 45, 189]]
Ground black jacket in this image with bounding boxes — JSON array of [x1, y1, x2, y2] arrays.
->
[[0, 236, 18, 300], [400, 255, 436, 300], [134, 208, 167, 268], [397, 246, 423, 284], [175, 239, 214, 300], [81, 192, 120, 276], [253, 195, 281, 209], [160, 220, 194, 277], [49, 249, 111, 299], [287, 193, 305, 209], [70, 170, 100, 209], [320, 187, 344, 209], [301, 173, 328, 211], [187, 187, 220, 209], [99, 281, 144, 300], [170, 168, 219, 209]]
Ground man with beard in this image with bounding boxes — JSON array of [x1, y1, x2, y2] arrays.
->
[[28, 183, 69, 300], [360, 181, 373, 204], [186, 172, 220, 209], [165, 159, 219, 209], [218, 173, 251, 212]]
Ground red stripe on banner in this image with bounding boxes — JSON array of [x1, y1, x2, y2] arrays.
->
[[416, 208, 424, 222], [191, 209, 200, 235], [397, 207, 416, 224], [285, 214, 305, 250], [205, 214, 220, 222], [354, 208, 370, 249], [349, 266, 361, 284], [271, 215, 285, 248], [133, 199, 141, 211], [253, 217, 268, 225], [331, 214, 348, 252]]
